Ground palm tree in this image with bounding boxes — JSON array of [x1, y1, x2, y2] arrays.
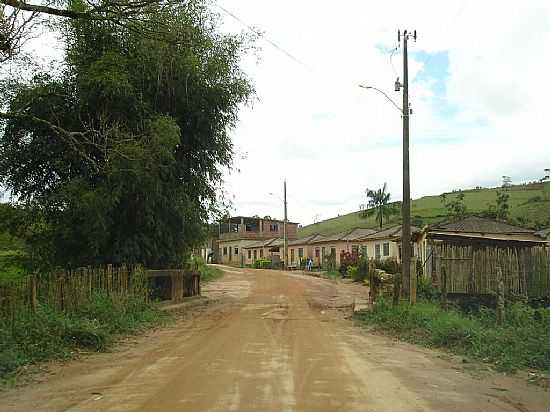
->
[[360, 183, 398, 229]]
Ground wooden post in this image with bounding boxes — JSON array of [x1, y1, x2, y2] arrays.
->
[[440, 266, 448, 310], [410, 257, 417, 305], [392, 272, 401, 306], [30, 276, 37, 312], [496, 266, 505, 326], [368, 261, 375, 304]]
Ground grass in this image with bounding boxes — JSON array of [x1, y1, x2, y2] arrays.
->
[[0, 293, 170, 383], [354, 299, 550, 372], [199, 265, 224, 282], [0, 250, 26, 281], [298, 181, 550, 237]]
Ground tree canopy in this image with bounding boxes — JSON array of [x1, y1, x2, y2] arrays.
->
[[0, 0, 254, 269]]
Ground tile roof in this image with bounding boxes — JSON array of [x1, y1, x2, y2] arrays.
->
[[431, 216, 533, 234], [242, 238, 280, 249], [341, 228, 378, 241], [535, 227, 550, 238], [360, 225, 421, 241], [289, 233, 326, 246], [310, 230, 354, 244]]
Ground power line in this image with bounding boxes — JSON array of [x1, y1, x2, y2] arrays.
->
[[215, 4, 310, 69]]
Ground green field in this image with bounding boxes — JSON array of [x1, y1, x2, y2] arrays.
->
[[298, 182, 550, 238]]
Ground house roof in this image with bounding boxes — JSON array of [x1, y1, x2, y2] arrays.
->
[[535, 227, 550, 239], [310, 230, 354, 244], [242, 238, 280, 249], [360, 225, 421, 241], [431, 216, 533, 234], [341, 228, 378, 241], [288, 233, 326, 246], [222, 216, 299, 225]]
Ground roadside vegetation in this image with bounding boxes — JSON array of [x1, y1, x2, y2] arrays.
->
[[190, 256, 224, 283], [1, 289, 170, 384], [355, 295, 550, 372]]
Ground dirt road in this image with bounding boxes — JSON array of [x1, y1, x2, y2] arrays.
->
[[2, 266, 549, 411]]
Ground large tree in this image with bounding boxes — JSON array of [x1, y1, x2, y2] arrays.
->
[[0, 0, 254, 269]]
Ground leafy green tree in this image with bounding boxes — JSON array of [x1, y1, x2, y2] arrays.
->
[[440, 191, 467, 220], [361, 183, 399, 229], [0, 1, 254, 269], [482, 190, 510, 221]]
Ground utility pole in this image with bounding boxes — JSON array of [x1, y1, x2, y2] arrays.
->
[[395, 29, 416, 305], [283, 179, 288, 270]]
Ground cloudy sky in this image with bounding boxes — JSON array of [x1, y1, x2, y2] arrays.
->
[[217, 0, 550, 226]]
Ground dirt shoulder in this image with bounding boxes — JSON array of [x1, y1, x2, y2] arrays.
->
[[1, 266, 548, 411]]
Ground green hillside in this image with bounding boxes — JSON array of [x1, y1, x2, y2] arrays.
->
[[297, 182, 550, 238]]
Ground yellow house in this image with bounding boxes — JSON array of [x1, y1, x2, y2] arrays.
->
[[287, 234, 326, 268], [357, 225, 422, 263], [308, 228, 378, 266]]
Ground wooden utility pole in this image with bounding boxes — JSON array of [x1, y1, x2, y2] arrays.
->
[[283, 179, 288, 270], [396, 29, 416, 306]]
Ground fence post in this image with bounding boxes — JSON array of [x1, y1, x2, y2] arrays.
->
[[440, 266, 448, 310], [410, 257, 417, 305], [392, 272, 401, 306], [30, 276, 37, 312], [496, 266, 505, 326], [368, 261, 375, 304]]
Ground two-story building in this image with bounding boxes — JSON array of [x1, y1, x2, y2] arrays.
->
[[217, 216, 298, 266]]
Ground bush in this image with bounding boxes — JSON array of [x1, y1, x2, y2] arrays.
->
[[339, 251, 358, 276], [374, 258, 401, 274], [417, 277, 439, 301], [355, 300, 550, 372], [254, 258, 271, 269]]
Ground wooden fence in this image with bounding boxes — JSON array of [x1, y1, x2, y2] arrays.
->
[[0, 266, 201, 319], [429, 243, 550, 297]]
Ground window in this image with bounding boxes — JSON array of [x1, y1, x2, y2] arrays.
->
[[351, 245, 359, 254], [361, 245, 368, 257], [223, 247, 228, 256], [383, 242, 390, 257], [253, 250, 257, 259], [322, 247, 326, 258], [234, 247, 239, 256], [260, 249, 264, 258], [290, 249, 295, 263], [330, 247, 336, 256], [248, 250, 251, 259], [315, 248, 320, 257], [298, 248, 303, 258], [375, 244, 381, 259], [270, 223, 279, 232]]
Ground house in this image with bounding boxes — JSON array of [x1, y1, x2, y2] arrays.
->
[[242, 238, 281, 265], [217, 216, 298, 265], [309, 228, 378, 266], [423, 216, 549, 295], [357, 225, 422, 263], [426, 216, 545, 246], [287, 234, 326, 268]]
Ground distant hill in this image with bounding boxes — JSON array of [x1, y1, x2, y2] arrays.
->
[[297, 182, 550, 238]]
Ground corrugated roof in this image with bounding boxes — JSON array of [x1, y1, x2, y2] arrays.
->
[[432, 216, 533, 234]]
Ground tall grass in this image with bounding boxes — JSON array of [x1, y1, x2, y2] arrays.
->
[[355, 300, 550, 372], [0, 292, 169, 381]]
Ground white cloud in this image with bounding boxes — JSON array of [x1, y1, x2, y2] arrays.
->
[[220, 0, 550, 225]]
